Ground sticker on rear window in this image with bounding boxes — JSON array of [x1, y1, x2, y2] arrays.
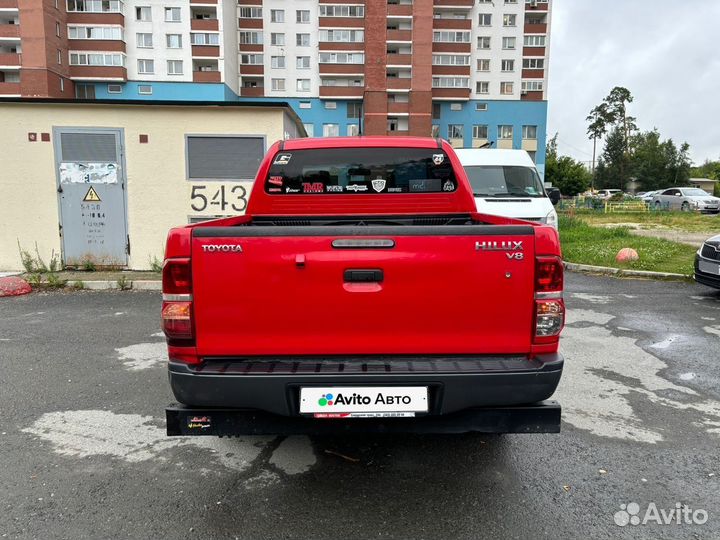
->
[[268, 175, 284, 186], [371, 178, 386, 192], [432, 153, 445, 165], [273, 153, 292, 165]]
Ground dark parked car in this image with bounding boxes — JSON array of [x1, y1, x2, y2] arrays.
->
[[695, 234, 720, 289]]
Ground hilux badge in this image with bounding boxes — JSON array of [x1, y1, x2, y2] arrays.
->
[[475, 241, 523, 251]]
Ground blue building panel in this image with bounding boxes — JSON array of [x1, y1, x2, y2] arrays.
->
[[92, 81, 237, 101]]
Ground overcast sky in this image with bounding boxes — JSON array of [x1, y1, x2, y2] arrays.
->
[[547, 0, 720, 166]]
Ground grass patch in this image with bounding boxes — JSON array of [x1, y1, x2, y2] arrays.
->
[[559, 216, 697, 275], [561, 210, 718, 233]]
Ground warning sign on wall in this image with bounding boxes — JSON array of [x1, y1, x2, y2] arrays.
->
[[83, 186, 101, 202]]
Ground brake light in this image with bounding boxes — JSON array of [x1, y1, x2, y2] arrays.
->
[[534, 256, 564, 343], [162, 258, 194, 344]]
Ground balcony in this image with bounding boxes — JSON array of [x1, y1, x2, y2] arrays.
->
[[68, 39, 126, 52], [319, 41, 364, 51], [238, 17, 262, 28], [239, 64, 263, 75], [66, 12, 124, 25], [319, 63, 365, 75], [190, 0, 217, 3], [525, 1, 549, 11], [433, 0, 473, 7], [386, 77, 411, 90], [387, 29, 412, 42], [0, 53, 20, 67], [69, 65, 127, 81], [432, 65, 470, 76], [387, 53, 411, 66], [521, 90, 543, 101], [524, 23, 547, 33], [386, 130, 410, 136], [523, 46, 546, 56], [432, 42, 471, 53], [191, 45, 219, 57], [319, 17, 364, 28], [191, 18, 218, 31], [237, 0, 261, 4], [387, 101, 409, 114], [521, 68, 544, 79], [193, 70, 221, 83], [0, 0, 18, 8], [0, 81, 20, 94], [0, 24, 19, 38], [433, 19, 471, 30], [241, 86, 264, 97], [431, 87, 470, 99], [319, 85, 363, 98]]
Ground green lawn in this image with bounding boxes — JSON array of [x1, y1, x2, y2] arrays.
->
[[562, 209, 719, 233], [558, 216, 698, 275]]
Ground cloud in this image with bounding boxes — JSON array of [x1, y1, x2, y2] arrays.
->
[[548, 0, 720, 165]]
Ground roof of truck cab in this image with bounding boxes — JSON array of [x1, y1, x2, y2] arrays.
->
[[279, 136, 444, 150], [453, 148, 535, 168]]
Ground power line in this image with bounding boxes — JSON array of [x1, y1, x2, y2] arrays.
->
[[557, 137, 593, 157]]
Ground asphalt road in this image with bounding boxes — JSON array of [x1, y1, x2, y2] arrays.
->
[[1, 274, 719, 540]]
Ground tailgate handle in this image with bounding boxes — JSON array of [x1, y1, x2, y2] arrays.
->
[[344, 269, 383, 283]]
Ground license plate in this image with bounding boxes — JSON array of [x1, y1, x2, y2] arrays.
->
[[699, 260, 720, 275], [299, 386, 428, 416]]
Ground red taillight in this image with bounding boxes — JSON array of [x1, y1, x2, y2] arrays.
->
[[535, 256, 563, 293], [163, 258, 191, 295], [534, 256, 564, 343], [162, 258, 194, 344]]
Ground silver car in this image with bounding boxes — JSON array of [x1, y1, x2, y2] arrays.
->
[[695, 234, 720, 289], [652, 187, 720, 213]]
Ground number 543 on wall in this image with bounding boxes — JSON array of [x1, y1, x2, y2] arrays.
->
[[189, 182, 251, 216]]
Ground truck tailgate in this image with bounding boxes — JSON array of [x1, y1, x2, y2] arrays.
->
[[191, 225, 535, 357]]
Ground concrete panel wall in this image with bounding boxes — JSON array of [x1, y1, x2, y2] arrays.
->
[[0, 102, 295, 270]]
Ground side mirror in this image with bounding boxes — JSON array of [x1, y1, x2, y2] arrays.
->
[[548, 189, 561, 206], [676, 193, 683, 197]]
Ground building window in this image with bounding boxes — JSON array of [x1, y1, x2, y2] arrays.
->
[[503, 14, 516, 26], [165, 7, 181, 22], [319, 5, 364, 17], [433, 31, 470, 43], [75, 83, 95, 99], [347, 102, 362, 119], [478, 14, 491, 26], [501, 59, 514, 72], [270, 9, 284, 23], [431, 125, 440, 138], [522, 125, 538, 139], [432, 102, 441, 119], [296, 56, 311, 69], [271, 56, 286, 69], [57, 49, 62, 64], [138, 85, 152, 95], [240, 54, 263, 65], [296, 79, 311, 92], [239, 31, 263, 45], [524, 35, 546, 47], [303, 123, 314, 136], [523, 58, 545, 69], [68, 0, 122, 13], [191, 33, 219, 45], [271, 78, 285, 91], [447, 124, 464, 140], [60, 77, 64, 91], [135, 6, 151, 21], [476, 59, 490, 71], [432, 54, 470, 66], [107, 84, 122, 94], [498, 125, 513, 139], [477, 36, 491, 49], [476, 81, 489, 94], [432, 77, 469, 88], [324, 101, 337, 109], [500, 81, 514, 94], [137, 59, 154, 74], [167, 60, 183, 75], [318, 29, 364, 42], [239, 7, 262, 18], [68, 26, 123, 40], [70, 52, 124, 66], [56, 22, 61, 37], [473, 125, 488, 139], [505, 0, 518, 3], [136, 33, 153, 48], [271, 33, 285, 46], [166, 34, 182, 48], [296, 10, 310, 23], [475, 102, 488, 111], [521, 80, 544, 92], [299, 101, 312, 109], [186, 136, 264, 181], [322, 124, 339, 137], [319, 52, 365, 64], [296, 33, 310, 46], [502, 37, 516, 50]]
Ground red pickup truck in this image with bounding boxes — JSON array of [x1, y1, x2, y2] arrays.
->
[[163, 137, 565, 436]]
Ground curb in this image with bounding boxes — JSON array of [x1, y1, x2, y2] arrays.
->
[[563, 261, 691, 280], [80, 280, 161, 291]]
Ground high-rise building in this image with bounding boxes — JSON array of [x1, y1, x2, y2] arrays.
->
[[0, 0, 551, 175]]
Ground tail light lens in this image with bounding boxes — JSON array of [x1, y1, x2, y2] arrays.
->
[[534, 256, 564, 342], [162, 258, 194, 344]]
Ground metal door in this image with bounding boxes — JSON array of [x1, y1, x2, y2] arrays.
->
[[54, 128, 128, 267]]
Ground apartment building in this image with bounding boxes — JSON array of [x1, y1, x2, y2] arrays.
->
[[0, 0, 551, 174]]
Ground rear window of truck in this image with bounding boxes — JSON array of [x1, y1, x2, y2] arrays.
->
[[265, 147, 458, 194]]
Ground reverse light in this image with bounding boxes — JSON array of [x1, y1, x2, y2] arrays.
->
[[534, 255, 564, 343], [535, 300, 565, 337]]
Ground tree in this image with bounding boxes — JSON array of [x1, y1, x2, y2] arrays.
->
[[603, 86, 638, 147], [544, 133, 591, 196], [596, 127, 630, 189], [586, 103, 611, 182], [690, 159, 720, 180], [629, 130, 693, 191]]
